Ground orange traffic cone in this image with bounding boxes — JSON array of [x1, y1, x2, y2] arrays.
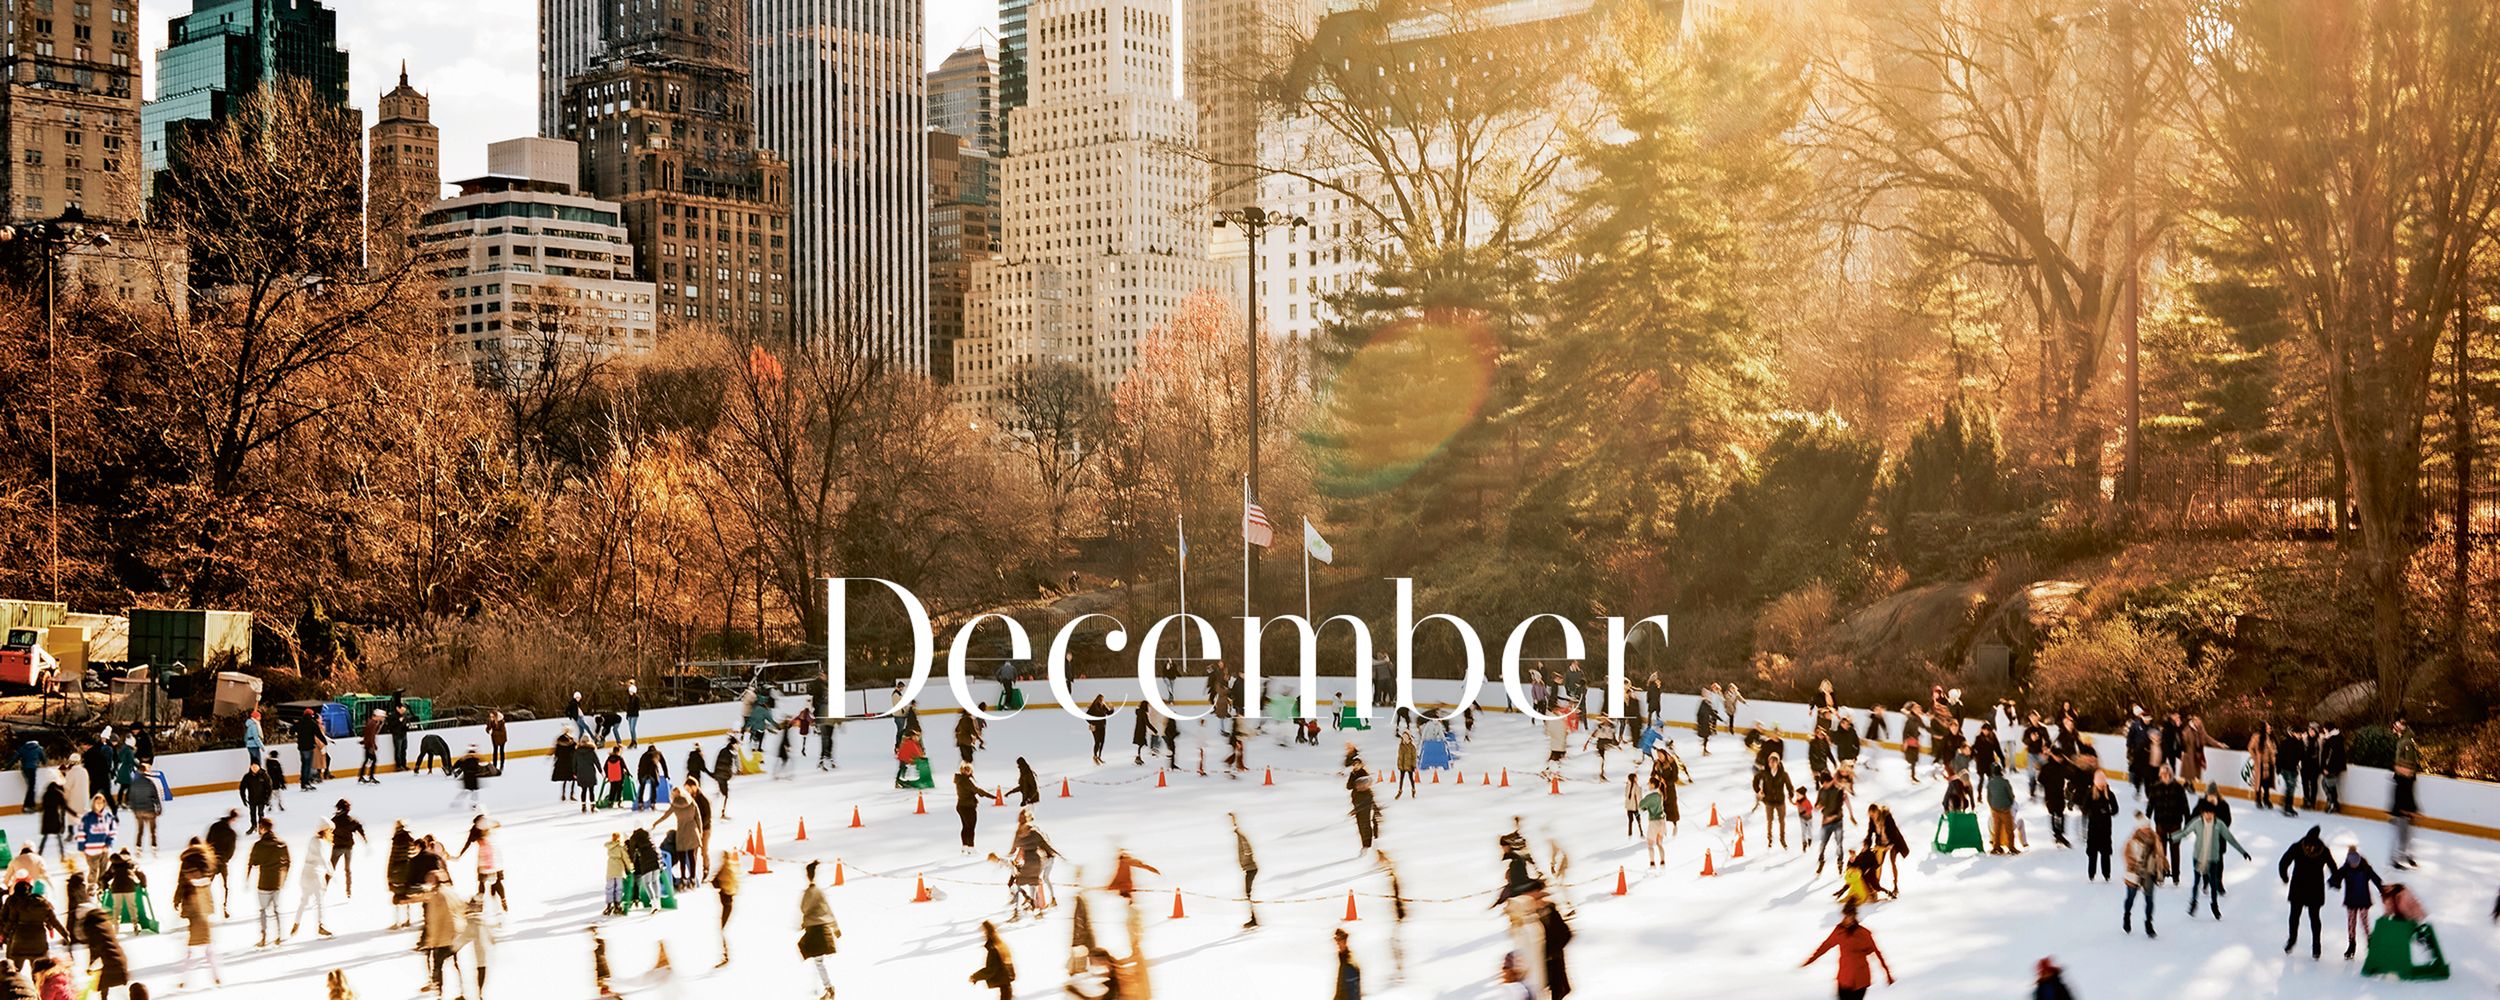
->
[[994, 786, 1005, 807], [1341, 891, 1359, 921], [849, 806, 864, 829], [1059, 778, 1072, 798], [1733, 832, 1746, 859], [1708, 804, 1720, 828], [1262, 767, 1273, 786], [746, 826, 760, 855], [1431, 770, 1440, 784], [1169, 889, 1186, 919], [911, 875, 932, 903], [749, 845, 771, 875], [1613, 867, 1628, 896], [1699, 850, 1716, 877], [1482, 772, 1491, 786], [833, 861, 845, 886], [1499, 768, 1510, 788], [1157, 769, 1168, 788], [795, 818, 808, 841], [1549, 776, 1561, 795], [914, 792, 927, 815]]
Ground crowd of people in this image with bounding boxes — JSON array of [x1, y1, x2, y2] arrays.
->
[[0, 668, 2474, 1000]]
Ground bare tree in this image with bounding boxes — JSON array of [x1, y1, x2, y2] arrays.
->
[[2186, 0, 2500, 717], [1813, 0, 2184, 492], [1000, 360, 1108, 544]]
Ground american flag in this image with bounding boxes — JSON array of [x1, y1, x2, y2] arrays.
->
[[1241, 480, 1274, 548]]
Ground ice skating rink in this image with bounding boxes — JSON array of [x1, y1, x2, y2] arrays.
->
[[39, 706, 2500, 998]]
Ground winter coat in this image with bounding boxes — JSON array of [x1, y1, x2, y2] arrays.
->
[[573, 746, 600, 788], [2192, 795, 2233, 827], [2149, 781, 2191, 830], [551, 734, 576, 782], [604, 840, 628, 879], [2122, 828, 2169, 886], [2329, 854, 2383, 910], [0, 892, 61, 960], [1806, 923, 1883, 991], [1015, 761, 1040, 805], [2278, 829, 2334, 907], [123, 771, 159, 815], [36, 786, 69, 836], [1694, 700, 1719, 739], [2082, 788, 2120, 850], [797, 885, 839, 958], [954, 772, 983, 812], [2246, 734, 2275, 782], [2167, 817, 2247, 871], [624, 829, 662, 875], [239, 769, 271, 806], [713, 745, 739, 783], [76, 810, 113, 856], [417, 885, 467, 951], [75, 905, 125, 987], [1984, 774, 2015, 812], [247, 834, 291, 892], [975, 938, 1015, 992], [205, 819, 239, 868]]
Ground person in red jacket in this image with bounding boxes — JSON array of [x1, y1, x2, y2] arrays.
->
[[1802, 902, 1894, 999]]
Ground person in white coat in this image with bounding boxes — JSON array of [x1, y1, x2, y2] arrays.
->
[[291, 825, 333, 938]]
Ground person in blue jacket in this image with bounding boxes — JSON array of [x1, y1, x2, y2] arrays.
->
[[242, 712, 264, 766], [16, 740, 44, 811], [2329, 842, 2384, 959]]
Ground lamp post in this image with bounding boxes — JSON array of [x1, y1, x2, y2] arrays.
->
[[1213, 205, 1306, 616], [0, 216, 111, 601]]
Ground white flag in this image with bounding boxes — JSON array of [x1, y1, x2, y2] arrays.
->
[[1303, 518, 1333, 565]]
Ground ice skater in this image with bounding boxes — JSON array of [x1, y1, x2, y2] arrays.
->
[[1801, 901, 1892, 999], [797, 861, 840, 998], [2279, 825, 2333, 958]]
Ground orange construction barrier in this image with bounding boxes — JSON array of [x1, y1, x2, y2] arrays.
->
[[912, 876, 932, 903], [1341, 891, 1359, 921]]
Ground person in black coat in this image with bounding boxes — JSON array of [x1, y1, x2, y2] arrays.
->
[[2148, 767, 2191, 883], [953, 763, 983, 852], [238, 763, 273, 827], [2318, 726, 2349, 813], [552, 732, 578, 801], [33, 780, 70, 857], [572, 743, 600, 813], [2041, 750, 2072, 847], [0, 884, 60, 964], [75, 900, 128, 998], [1130, 704, 1152, 765], [2276, 728, 2310, 817], [204, 811, 240, 916], [1014, 758, 1040, 808], [2081, 774, 2120, 882], [2278, 825, 2334, 959]]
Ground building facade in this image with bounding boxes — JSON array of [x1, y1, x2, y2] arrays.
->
[[537, 0, 601, 139], [142, 0, 351, 192], [929, 38, 998, 154], [954, 0, 1221, 410], [749, 0, 926, 365], [367, 64, 440, 270], [997, 0, 1029, 152], [1184, 0, 1321, 213], [0, 0, 142, 224], [928, 131, 994, 386], [418, 137, 659, 379], [561, 0, 793, 341]]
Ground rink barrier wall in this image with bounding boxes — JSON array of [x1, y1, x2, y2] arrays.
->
[[45, 678, 2500, 842]]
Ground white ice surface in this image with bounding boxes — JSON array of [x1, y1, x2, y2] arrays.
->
[[22, 709, 2499, 999]]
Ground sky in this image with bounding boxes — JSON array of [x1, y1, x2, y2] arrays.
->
[[139, 0, 996, 187]]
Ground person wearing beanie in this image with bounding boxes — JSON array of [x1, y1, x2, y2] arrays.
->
[[2033, 957, 2075, 1000]]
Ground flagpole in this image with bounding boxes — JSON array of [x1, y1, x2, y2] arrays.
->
[[1241, 478, 1253, 626]]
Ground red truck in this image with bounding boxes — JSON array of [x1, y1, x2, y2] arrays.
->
[[0, 628, 59, 690]]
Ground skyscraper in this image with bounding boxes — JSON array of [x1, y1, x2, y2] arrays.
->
[[954, 0, 1219, 405], [421, 137, 659, 378], [0, 0, 143, 224], [368, 64, 440, 269], [142, 0, 351, 192], [929, 38, 998, 155], [537, 0, 601, 138], [1185, 0, 1323, 212], [997, 0, 1029, 152], [562, 0, 794, 341], [929, 39, 998, 385], [750, 0, 926, 365]]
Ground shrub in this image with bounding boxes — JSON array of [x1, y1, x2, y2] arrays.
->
[[2349, 725, 2397, 770], [1878, 405, 2048, 581], [1754, 583, 1838, 658], [2030, 618, 2217, 721]]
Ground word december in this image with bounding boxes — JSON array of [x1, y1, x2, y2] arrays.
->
[[828, 577, 1669, 725]]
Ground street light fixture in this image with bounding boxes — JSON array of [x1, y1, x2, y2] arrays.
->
[[0, 216, 112, 601], [1212, 205, 1307, 614]]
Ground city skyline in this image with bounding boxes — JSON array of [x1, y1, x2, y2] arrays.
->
[[136, 0, 990, 190]]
